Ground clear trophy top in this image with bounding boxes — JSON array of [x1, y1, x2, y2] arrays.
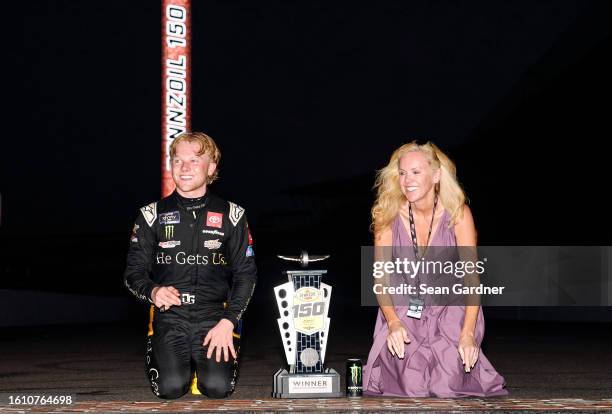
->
[[277, 250, 330, 268]]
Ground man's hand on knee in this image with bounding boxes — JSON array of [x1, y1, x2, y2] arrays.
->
[[203, 319, 236, 362], [151, 286, 182, 310]]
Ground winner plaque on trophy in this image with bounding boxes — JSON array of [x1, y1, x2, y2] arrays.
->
[[272, 251, 342, 398]]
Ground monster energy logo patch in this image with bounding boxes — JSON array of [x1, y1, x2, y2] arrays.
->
[[165, 225, 174, 239], [350, 365, 362, 386]]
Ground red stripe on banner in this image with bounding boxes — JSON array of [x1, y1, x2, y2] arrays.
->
[[161, 0, 191, 197]]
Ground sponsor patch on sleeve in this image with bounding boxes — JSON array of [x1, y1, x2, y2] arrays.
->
[[130, 224, 139, 243], [140, 202, 157, 227], [229, 202, 245, 227], [206, 212, 223, 228], [246, 245, 255, 257]]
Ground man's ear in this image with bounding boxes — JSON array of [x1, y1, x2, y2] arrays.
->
[[208, 162, 217, 176]]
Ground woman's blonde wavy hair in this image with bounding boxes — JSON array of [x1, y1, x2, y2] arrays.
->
[[371, 141, 466, 235]]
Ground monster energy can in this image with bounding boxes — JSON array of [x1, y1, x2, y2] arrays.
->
[[345, 358, 363, 397]]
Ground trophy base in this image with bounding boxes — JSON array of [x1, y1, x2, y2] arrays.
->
[[272, 368, 343, 398]]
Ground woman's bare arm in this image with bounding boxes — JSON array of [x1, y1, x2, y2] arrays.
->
[[375, 226, 400, 324], [375, 226, 411, 358], [455, 204, 480, 371]]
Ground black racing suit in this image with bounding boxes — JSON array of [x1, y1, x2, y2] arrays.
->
[[124, 191, 257, 399]]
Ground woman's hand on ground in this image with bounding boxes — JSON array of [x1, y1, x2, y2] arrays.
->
[[458, 332, 479, 372], [387, 320, 411, 359]]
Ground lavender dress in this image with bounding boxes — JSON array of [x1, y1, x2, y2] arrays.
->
[[363, 209, 508, 397]]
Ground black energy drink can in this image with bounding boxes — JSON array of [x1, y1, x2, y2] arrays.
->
[[346, 358, 363, 397]]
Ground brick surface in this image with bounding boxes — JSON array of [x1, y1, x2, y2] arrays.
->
[[2, 398, 612, 413]]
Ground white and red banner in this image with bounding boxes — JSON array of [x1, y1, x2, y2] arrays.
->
[[161, 0, 191, 197]]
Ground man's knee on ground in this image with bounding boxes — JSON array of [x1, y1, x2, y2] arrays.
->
[[197, 376, 233, 399], [154, 373, 190, 399]]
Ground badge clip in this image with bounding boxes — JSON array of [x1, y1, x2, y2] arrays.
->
[[407, 297, 424, 319]]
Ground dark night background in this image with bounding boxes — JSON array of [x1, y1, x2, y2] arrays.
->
[[4, 1, 612, 326], [1, 0, 612, 404]]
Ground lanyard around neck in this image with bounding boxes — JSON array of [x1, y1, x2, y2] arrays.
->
[[408, 193, 438, 260]]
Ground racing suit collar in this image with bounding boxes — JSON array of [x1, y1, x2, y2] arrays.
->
[[173, 190, 210, 212]]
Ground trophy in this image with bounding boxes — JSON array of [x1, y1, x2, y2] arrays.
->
[[272, 251, 342, 398]]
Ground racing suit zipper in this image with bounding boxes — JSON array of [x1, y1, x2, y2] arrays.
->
[[191, 208, 202, 323]]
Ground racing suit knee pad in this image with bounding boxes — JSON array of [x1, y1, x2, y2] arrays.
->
[[155, 373, 190, 400], [197, 376, 233, 399]]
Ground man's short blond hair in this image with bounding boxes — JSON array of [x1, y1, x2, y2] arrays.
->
[[169, 132, 221, 184]]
